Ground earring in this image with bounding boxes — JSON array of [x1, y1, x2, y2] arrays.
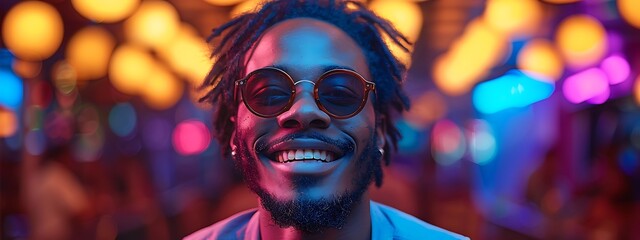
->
[[378, 147, 384, 156], [231, 146, 237, 157]]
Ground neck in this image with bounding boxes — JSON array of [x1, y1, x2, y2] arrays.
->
[[258, 192, 372, 240]]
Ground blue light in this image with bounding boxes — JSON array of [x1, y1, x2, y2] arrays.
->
[[108, 103, 137, 137], [0, 69, 23, 110], [472, 70, 555, 114]]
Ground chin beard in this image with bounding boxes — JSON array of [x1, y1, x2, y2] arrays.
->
[[232, 133, 382, 233]]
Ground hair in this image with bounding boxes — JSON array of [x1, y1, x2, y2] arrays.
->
[[200, 0, 411, 171]]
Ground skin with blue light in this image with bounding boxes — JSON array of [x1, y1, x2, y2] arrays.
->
[[231, 18, 384, 240]]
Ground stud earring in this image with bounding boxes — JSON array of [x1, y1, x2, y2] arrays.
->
[[378, 147, 384, 156], [231, 146, 237, 157]]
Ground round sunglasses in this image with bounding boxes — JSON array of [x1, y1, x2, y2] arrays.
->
[[234, 67, 375, 119]]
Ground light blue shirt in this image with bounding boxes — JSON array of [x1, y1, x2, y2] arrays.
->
[[185, 201, 470, 240]]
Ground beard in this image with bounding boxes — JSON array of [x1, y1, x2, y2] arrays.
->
[[232, 132, 382, 233]]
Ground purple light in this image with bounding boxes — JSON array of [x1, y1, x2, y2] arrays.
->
[[600, 55, 630, 85], [562, 67, 610, 104]]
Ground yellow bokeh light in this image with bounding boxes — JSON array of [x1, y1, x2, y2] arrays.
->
[[0, 108, 18, 137], [66, 26, 116, 81], [141, 67, 184, 110], [124, 1, 180, 49], [109, 44, 157, 95], [158, 24, 214, 86], [517, 39, 564, 81], [618, 0, 640, 29], [71, 0, 140, 23], [2, 1, 63, 61], [556, 14, 607, 69], [369, 0, 422, 67], [231, 0, 264, 18], [434, 19, 509, 96], [205, 0, 246, 7], [484, 0, 542, 39]]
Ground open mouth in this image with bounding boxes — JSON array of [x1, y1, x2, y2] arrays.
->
[[272, 149, 337, 163]]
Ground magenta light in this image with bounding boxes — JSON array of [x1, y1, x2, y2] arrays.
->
[[600, 55, 630, 85], [562, 67, 610, 104], [172, 119, 211, 156]]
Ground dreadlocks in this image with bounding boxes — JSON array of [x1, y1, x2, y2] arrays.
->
[[199, 0, 411, 185]]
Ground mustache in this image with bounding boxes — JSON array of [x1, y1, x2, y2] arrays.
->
[[255, 132, 354, 153]]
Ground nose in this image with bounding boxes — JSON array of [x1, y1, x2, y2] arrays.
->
[[277, 83, 330, 129]]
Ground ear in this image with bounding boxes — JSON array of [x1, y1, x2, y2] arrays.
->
[[229, 116, 237, 157], [376, 124, 386, 152]]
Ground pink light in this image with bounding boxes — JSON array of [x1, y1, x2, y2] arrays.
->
[[562, 67, 610, 104], [172, 119, 211, 156], [600, 55, 630, 85]]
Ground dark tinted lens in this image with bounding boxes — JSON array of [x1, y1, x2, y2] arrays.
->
[[243, 69, 293, 116], [317, 72, 365, 117]]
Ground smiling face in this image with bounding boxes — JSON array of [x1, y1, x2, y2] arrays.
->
[[232, 18, 382, 231]]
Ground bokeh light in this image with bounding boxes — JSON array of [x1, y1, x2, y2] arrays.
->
[[230, 0, 263, 18], [12, 60, 42, 79], [484, 0, 542, 39], [0, 68, 23, 110], [369, 0, 422, 67], [204, 0, 245, 6], [634, 75, 640, 105], [562, 68, 610, 104], [140, 66, 184, 110], [404, 90, 447, 129], [2, 1, 64, 61], [172, 119, 211, 156], [0, 108, 18, 138], [124, 1, 180, 49], [434, 19, 509, 96], [158, 24, 213, 85], [74, 106, 104, 162], [473, 70, 555, 114], [52, 61, 78, 95], [466, 120, 496, 165], [431, 119, 466, 166], [108, 103, 137, 137], [66, 26, 116, 81], [556, 14, 607, 69], [600, 55, 630, 85], [109, 44, 157, 95], [618, 0, 640, 29], [517, 39, 564, 81], [25, 129, 46, 156], [72, 0, 140, 23]]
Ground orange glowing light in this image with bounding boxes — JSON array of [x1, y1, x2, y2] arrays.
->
[[634, 75, 640, 105], [540, 0, 581, 3], [556, 14, 607, 69], [2, 1, 64, 61], [72, 0, 140, 23], [140, 67, 184, 110], [204, 0, 245, 6], [369, 0, 422, 67], [12, 60, 42, 79], [484, 0, 542, 39], [66, 26, 116, 81], [158, 24, 213, 86], [124, 1, 180, 49], [618, 0, 640, 29], [231, 0, 263, 17], [109, 44, 157, 95], [517, 39, 564, 81], [404, 90, 447, 129], [0, 109, 18, 137]]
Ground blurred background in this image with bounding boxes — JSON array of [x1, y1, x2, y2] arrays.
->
[[1, 0, 640, 239]]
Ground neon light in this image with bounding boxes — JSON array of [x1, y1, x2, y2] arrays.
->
[[562, 67, 609, 104], [600, 55, 630, 85], [472, 70, 555, 114]]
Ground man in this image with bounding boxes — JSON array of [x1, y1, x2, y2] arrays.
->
[[187, 1, 469, 239]]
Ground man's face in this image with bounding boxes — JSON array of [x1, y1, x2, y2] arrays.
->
[[232, 18, 381, 231]]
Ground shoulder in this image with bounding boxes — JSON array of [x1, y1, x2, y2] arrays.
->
[[183, 208, 258, 240], [371, 201, 470, 240]]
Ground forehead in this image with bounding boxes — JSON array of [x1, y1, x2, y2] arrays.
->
[[244, 18, 370, 80]]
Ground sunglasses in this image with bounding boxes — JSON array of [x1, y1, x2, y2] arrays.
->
[[235, 67, 375, 119]]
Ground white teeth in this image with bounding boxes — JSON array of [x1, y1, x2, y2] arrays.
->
[[274, 149, 335, 162]]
